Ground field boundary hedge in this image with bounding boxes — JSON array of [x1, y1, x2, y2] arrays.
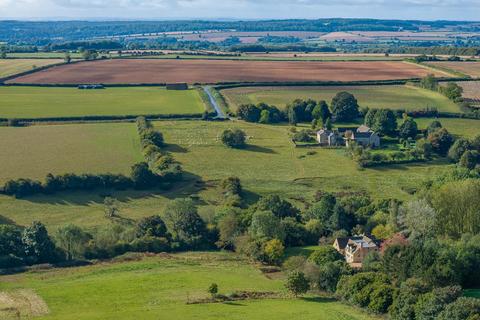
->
[[213, 77, 469, 90], [0, 112, 213, 124]]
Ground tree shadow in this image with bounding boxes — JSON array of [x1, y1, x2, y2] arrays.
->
[[244, 144, 277, 154], [222, 301, 247, 307], [0, 214, 18, 225], [241, 189, 261, 207], [16, 171, 207, 207], [300, 296, 336, 303], [165, 143, 188, 153]]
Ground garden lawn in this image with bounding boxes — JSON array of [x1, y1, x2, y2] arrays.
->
[[222, 85, 460, 113], [0, 252, 378, 320], [416, 118, 480, 138], [0, 59, 63, 78], [0, 123, 143, 183], [0, 87, 206, 119]]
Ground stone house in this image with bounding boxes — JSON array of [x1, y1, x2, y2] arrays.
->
[[333, 234, 379, 266], [344, 125, 380, 148], [316, 129, 339, 146]]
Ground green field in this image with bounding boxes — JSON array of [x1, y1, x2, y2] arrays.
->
[[222, 85, 460, 113], [0, 120, 453, 231], [0, 87, 206, 119], [0, 123, 142, 183], [416, 118, 480, 138], [157, 120, 449, 199], [0, 252, 378, 320], [0, 59, 63, 78]]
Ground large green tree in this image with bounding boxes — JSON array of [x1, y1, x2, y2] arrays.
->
[[331, 92, 360, 122], [164, 198, 207, 248]]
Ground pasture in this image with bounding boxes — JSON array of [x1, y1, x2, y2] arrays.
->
[[0, 123, 142, 184], [0, 252, 378, 320], [8, 59, 448, 84], [0, 59, 63, 78], [425, 61, 480, 78], [157, 121, 450, 199], [0, 86, 206, 119], [0, 120, 453, 231], [416, 118, 480, 138], [221, 85, 460, 113]]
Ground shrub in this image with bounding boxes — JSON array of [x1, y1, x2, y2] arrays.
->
[[308, 246, 344, 266], [221, 129, 246, 148], [262, 238, 285, 265], [285, 271, 310, 297], [130, 236, 170, 253]]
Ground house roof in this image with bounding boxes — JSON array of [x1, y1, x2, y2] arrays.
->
[[357, 125, 373, 133], [335, 235, 379, 250], [353, 132, 375, 139]]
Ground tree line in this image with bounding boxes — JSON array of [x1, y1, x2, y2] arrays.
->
[[1, 117, 182, 198]]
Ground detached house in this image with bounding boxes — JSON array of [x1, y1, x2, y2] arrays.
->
[[316, 129, 339, 146], [333, 234, 379, 267], [344, 125, 380, 148]]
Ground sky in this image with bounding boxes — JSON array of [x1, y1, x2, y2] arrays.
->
[[0, 0, 479, 21]]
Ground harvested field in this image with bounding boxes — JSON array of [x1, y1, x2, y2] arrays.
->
[[319, 32, 373, 42], [0, 59, 63, 78], [9, 59, 448, 85], [0, 289, 49, 319], [425, 61, 480, 78], [457, 81, 480, 106]]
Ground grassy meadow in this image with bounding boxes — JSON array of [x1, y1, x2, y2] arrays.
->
[[0, 123, 143, 183], [0, 87, 206, 119], [221, 85, 460, 113], [0, 119, 455, 231], [157, 120, 450, 199], [0, 252, 378, 320], [416, 118, 480, 138], [0, 59, 63, 78]]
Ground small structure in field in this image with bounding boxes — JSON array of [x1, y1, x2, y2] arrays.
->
[[333, 234, 379, 267], [78, 84, 105, 89], [344, 125, 380, 148], [316, 129, 340, 146], [166, 83, 188, 90]]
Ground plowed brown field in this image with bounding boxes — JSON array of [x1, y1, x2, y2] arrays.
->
[[8, 59, 448, 84]]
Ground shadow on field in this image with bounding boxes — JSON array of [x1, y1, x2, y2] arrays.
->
[[222, 302, 247, 307], [244, 144, 276, 154], [165, 143, 189, 153], [20, 172, 207, 207], [300, 296, 336, 303], [0, 214, 18, 225]]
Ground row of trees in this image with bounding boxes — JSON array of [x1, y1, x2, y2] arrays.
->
[[237, 92, 360, 125], [419, 75, 464, 103], [1, 118, 182, 198], [0, 198, 212, 268]]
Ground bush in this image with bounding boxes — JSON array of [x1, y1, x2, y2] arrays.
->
[[293, 130, 314, 143], [308, 246, 344, 266], [262, 239, 285, 265], [285, 271, 310, 297], [130, 236, 170, 253], [221, 129, 246, 148]]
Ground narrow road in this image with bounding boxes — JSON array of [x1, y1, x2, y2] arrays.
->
[[203, 86, 227, 119]]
